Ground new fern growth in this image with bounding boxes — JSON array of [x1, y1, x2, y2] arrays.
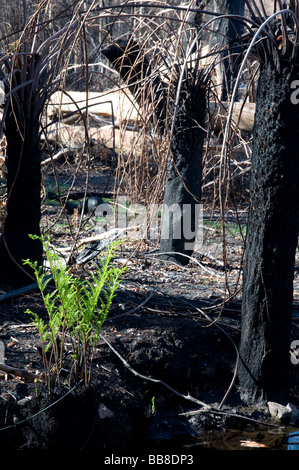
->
[[24, 235, 126, 391]]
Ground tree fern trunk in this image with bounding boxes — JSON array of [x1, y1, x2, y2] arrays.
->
[[159, 82, 206, 265], [0, 70, 43, 286], [238, 60, 299, 405]]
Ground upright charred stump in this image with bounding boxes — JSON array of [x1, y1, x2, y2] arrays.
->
[[210, 0, 245, 100], [238, 59, 299, 405], [103, 38, 206, 265], [159, 81, 206, 265], [0, 54, 44, 286], [102, 39, 166, 131]]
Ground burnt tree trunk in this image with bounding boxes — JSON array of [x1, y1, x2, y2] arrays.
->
[[159, 83, 206, 265], [210, 0, 245, 100], [238, 60, 299, 405], [103, 39, 206, 265], [0, 58, 44, 286], [102, 39, 166, 131]]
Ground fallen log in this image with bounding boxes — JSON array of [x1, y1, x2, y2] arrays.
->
[[0, 280, 47, 303], [0, 81, 4, 105], [44, 122, 147, 155], [45, 89, 256, 152], [209, 101, 256, 133], [44, 100, 255, 158], [0, 362, 40, 382], [47, 88, 140, 125], [74, 227, 129, 264], [47, 190, 114, 203]]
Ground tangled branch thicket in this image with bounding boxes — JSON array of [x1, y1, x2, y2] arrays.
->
[[0, 1, 271, 294], [0, 0, 298, 427]]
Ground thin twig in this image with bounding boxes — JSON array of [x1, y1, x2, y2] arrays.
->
[[99, 332, 210, 410], [107, 292, 153, 321], [147, 284, 240, 410], [0, 380, 83, 432]]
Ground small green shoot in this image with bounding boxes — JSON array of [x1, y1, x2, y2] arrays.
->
[[151, 396, 156, 415]]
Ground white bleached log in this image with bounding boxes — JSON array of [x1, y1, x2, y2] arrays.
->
[[209, 101, 256, 133], [47, 88, 140, 125], [47, 88, 256, 136], [45, 122, 147, 155]]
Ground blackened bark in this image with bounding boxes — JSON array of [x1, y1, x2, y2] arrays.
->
[[238, 60, 299, 405], [0, 111, 43, 286], [210, 0, 245, 100], [159, 83, 206, 265], [0, 59, 44, 286], [102, 39, 166, 130], [103, 39, 151, 99], [103, 38, 206, 264]]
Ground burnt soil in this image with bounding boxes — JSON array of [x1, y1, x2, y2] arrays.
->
[[1, 154, 299, 453]]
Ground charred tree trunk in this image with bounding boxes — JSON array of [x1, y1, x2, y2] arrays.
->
[[102, 39, 166, 131], [103, 38, 206, 265], [0, 112, 43, 286], [210, 0, 245, 100], [238, 60, 299, 405], [0, 57, 44, 286], [159, 83, 206, 265]]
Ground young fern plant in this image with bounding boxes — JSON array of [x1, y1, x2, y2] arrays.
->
[[24, 235, 126, 391]]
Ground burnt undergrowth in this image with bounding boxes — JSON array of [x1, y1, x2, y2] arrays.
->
[[0, 0, 299, 452]]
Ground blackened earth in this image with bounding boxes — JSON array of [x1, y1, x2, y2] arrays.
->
[[0, 156, 299, 452], [1, 254, 299, 452]]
